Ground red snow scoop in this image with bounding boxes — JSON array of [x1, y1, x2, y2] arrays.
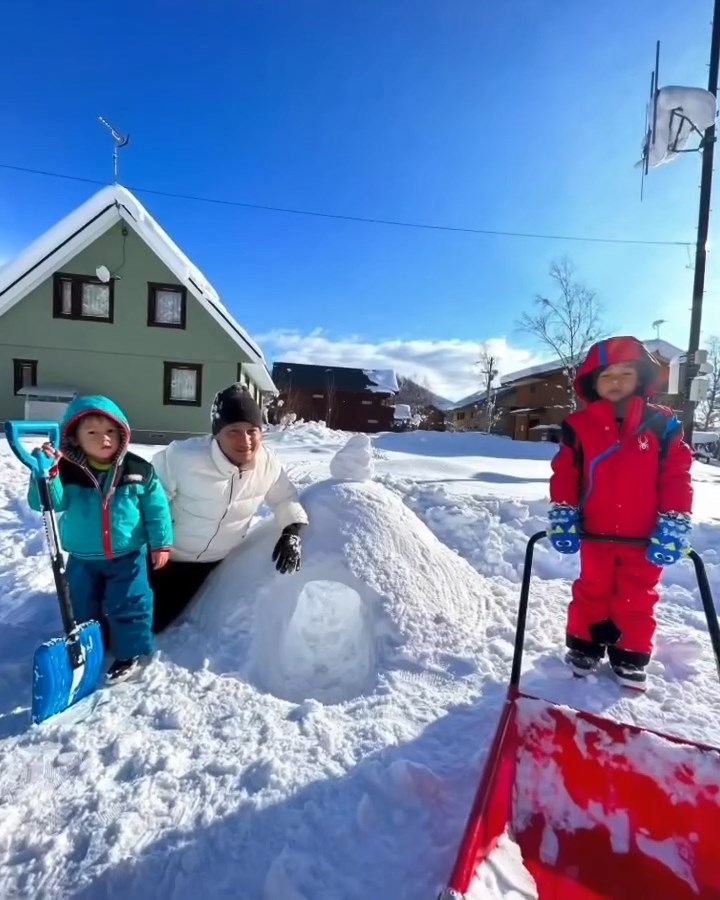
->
[[439, 532, 720, 900]]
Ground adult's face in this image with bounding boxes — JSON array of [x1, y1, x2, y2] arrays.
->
[[216, 422, 262, 467]]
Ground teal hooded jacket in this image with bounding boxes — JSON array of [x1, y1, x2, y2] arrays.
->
[[27, 395, 173, 560]]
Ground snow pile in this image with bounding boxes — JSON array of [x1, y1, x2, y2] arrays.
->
[[192, 446, 490, 706], [467, 830, 539, 900], [329, 434, 374, 481]]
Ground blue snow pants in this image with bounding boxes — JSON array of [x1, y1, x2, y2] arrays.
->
[[66, 547, 155, 659]]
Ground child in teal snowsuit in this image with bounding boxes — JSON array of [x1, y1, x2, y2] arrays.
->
[[27, 395, 173, 682]]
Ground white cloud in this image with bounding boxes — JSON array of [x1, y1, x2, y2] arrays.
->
[[257, 328, 547, 402]]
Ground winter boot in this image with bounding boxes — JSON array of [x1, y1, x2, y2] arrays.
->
[[565, 649, 601, 677], [611, 662, 647, 691], [608, 646, 649, 691], [106, 657, 140, 684]]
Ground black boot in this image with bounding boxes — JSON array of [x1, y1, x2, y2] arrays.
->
[[608, 647, 650, 692], [106, 657, 140, 683], [565, 649, 601, 677], [565, 635, 605, 678]]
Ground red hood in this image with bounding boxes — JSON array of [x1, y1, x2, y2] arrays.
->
[[573, 336, 663, 403]]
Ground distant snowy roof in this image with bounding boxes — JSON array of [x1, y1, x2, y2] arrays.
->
[[272, 361, 398, 395], [643, 339, 683, 360], [501, 338, 684, 385], [450, 383, 516, 410], [363, 369, 399, 394], [501, 356, 580, 385], [0, 185, 274, 391], [393, 403, 412, 420]]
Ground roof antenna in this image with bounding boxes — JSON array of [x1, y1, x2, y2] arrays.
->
[[652, 318, 667, 340], [98, 116, 129, 183]]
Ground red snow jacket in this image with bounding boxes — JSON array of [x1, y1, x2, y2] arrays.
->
[[550, 336, 693, 538]]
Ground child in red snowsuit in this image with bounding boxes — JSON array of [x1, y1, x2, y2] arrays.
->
[[548, 336, 693, 690]]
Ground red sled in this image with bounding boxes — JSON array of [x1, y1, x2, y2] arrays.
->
[[439, 532, 720, 900]]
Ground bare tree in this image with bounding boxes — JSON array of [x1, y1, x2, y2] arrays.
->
[[696, 336, 720, 431], [517, 257, 605, 409], [477, 345, 500, 432]]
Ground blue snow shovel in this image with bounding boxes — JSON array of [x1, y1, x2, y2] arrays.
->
[[4, 420, 105, 725]]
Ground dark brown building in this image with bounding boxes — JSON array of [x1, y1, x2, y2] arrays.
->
[[270, 361, 398, 433]]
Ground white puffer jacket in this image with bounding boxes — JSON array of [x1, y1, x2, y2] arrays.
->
[[151, 436, 309, 563]]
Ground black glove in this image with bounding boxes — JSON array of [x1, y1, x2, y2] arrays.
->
[[272, 524, 303, 574]]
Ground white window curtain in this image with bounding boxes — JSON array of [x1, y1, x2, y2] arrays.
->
[[170, 367, 197, 401], [61, 280, 73, 315], [81, 283, 110, 317], [155, 289, 183, 324]]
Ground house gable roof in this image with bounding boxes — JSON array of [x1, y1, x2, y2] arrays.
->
[[272, 361, 399, 394], [0, 185, 275, 391]]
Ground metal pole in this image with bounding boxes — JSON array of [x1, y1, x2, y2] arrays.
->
[[683, 0, 720, 444]]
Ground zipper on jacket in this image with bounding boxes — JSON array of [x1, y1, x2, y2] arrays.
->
[[582, 441, 620, 505], [196, 472, 237, 560], [65, 457, 118, 559]]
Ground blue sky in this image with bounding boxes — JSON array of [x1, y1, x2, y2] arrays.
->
[[1, 0, 717, 400]]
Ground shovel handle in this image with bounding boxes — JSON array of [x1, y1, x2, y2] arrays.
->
[[4, 420, 60, 478], [511, 531, 720, 687]]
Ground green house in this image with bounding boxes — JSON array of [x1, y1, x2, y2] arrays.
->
[[0, 185, 276, 442]]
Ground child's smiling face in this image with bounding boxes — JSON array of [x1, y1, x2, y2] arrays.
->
[[595, 363, 639, 403], [74, 414, 121, 462]]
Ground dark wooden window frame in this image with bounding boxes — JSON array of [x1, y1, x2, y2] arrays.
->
[[52, 272, 114, 323], [163, 362, 203, 407], [147, 282, 187, 329], [13, 358, 38, 395]]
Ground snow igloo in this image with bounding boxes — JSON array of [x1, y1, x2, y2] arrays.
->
[[189, 434, 490, 705]]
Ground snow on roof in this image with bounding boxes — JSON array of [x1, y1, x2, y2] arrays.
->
[[363, 369, 399, 394], [449, 384, 515, 410], [643, 339, 683, 361], [501, 356, 579, 385], [393, 403, 412, 420], [0, 185, 275, 391]]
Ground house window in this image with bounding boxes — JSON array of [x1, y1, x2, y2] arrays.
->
[[148, 283, 186, 328], [13, 358, 37, 395], [53, 273, 113, 322], [312, 393, 325, 399], [163, 362, 202, 406], [361, 400, 372, 406]]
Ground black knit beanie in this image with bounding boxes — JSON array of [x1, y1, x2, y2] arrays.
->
[[211, 384, 263, 434]]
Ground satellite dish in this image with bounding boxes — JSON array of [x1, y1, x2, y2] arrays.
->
[[96, 265, 111, 283]]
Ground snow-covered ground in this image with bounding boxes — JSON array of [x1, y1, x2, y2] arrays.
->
[[1, 424, 719, 899]]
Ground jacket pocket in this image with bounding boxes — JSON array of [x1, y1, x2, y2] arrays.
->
[[110, 485, 145, 548]]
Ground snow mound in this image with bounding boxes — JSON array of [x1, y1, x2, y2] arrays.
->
[[468, 829, 539, 899], [329, 434, 374, 481], [190, 477, 489, 704]]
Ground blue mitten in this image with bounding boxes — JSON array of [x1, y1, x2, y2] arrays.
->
[[547, 504, 580, 554], [646, 512, 692, 566]]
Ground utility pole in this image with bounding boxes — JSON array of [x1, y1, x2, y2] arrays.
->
[[683, 0, 720, 445]]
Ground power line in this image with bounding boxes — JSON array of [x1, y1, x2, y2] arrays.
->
[[0, 161, 694, 248]]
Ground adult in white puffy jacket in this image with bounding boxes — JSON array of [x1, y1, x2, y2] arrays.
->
[[149, 384, 308, 633]]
